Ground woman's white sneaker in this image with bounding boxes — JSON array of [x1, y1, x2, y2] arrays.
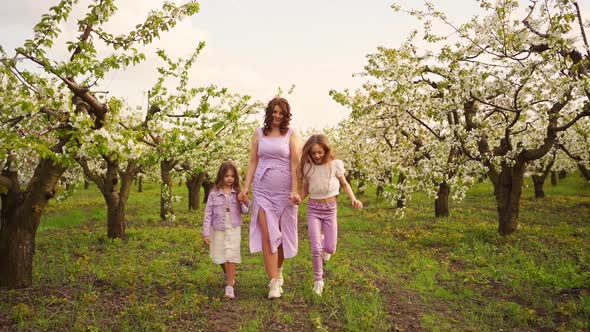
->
[[277, 267, 284, 294], [312, 280, 324, 296], [268, 278, 282, 299]]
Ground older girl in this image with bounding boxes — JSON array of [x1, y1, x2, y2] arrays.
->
[[300, 134, 363, 296]]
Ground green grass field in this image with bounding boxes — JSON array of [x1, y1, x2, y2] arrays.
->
[[1, 175, 589, 331]]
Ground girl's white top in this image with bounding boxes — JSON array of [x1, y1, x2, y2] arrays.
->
[[303, 159, 345, 199]]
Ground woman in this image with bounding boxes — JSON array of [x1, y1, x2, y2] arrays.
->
[[238, 97, 301, 299]]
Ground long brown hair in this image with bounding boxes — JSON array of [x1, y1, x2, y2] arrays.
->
[[263, 97, 291, 136], [213, 161, 241, 207], [300, 134, 335, 183]]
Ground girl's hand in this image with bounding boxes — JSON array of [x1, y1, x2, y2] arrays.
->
[[202, 236, 210, 245], [352, 199, 363, 209], [238, 189, 249, 203], [289, 192, 301, 205]]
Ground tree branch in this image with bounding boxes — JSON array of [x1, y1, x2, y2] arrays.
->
[[553, 109, 590, 131], [573, 1, 590, 58], [522, 0, 550, 38]]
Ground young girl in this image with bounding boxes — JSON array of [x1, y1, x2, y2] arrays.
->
[[300, 134, 363, 296], [202, 161, 250, 299]]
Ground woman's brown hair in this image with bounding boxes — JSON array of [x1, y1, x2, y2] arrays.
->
[[263, 97, 291, 136], [300, 134, 335, 183]]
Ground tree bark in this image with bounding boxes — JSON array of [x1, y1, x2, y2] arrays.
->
[[0, 157, 65, 289], [102, 166, 134, 239], [532, 151, 555, 199], [202, 178, 214, 204], [138, 174, 143, 193], [357, 178, 366, 196], [434, 182, 450, 217], [532, 175, 546, 198], [489, 161, 526, 236], [396, 173, 406, 209], [160, 159, 177, 220], [558, 170, 567, 179], [551, 171, 558, 186], [578, 164, 590, 182], [78, 158, 138, 239], [84, 179, 90, 190], [186, 172, 205, 210], [376, 185, 384, 198], [105, 193, 126, 239]]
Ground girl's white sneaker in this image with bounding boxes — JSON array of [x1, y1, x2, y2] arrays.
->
[[312, 280, 324, 296], [224, 286, 235, 299], [268, 278, 282, 299], [321, 252, 332, 263]]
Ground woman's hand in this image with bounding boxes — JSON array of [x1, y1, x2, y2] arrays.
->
[[352, 199, 363, 209], [238, 189, 249, 203], [202, 236, 210, 245], [289, 192, 301, 205]]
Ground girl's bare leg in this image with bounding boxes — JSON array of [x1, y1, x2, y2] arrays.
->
[[225, 262, 236, 286]]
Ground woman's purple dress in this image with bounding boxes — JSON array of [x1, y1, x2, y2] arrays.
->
[[249, 127, 298, 258]]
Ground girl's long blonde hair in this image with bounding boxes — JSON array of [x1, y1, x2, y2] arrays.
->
[[300, 134, 335, 185]]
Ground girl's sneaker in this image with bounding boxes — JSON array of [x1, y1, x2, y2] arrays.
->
[[277, 267, 284, 294], [268, 278, 282, 299], [312, 280, 324, 296], [321, 251, 332, 263], [224, 286, 235, 299]]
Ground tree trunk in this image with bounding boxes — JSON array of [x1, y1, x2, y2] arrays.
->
[[434, 182, 450, 217], [532, 175, 546, 198], [138, 174, 143, 193], [160, 159, 176, 220], [105, 193, 126, 239], [186, 172, 205, 210], [202, 179, 214, 204], [376, 185, 384, 198], [490, 161, 526, 236], [396, 173, 406, 208], [357, 178, 366, 196], [84, 179, 90, 190], [80, 158, 137, 239], [478, 174, 487, 183], [578, 164, 590, 182], [0, 158, 65, 289], [558, 170, 567, 179], [551, 171, 558, 186]]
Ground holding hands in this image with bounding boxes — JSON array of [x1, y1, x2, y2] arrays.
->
[[237, 189, 249, 203], [289, 191, 301, 205]]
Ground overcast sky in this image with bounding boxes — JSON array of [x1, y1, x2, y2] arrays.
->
[[2, 1, 587, 130]]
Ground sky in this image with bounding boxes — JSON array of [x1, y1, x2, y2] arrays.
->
[[2, 1, 587, 130]]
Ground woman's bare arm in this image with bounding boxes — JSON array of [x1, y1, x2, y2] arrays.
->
[[289, 129, 302, 203], [239, 129, 259, 201]]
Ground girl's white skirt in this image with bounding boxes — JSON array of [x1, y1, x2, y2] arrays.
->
[[209, 212, 241, 264]]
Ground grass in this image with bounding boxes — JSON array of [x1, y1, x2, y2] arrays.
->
[[1, 174, 589, 331]]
